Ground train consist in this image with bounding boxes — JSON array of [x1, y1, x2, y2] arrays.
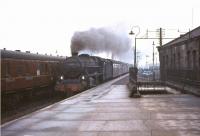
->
[[55, 53, 130, 95], [1, 49, 65, 106], [1, 49, 130, 108]]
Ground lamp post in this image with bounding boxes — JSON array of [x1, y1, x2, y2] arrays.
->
[[129, 25, 141, 97], [152, 41, 155, 81], [129, 26, 140, 68]]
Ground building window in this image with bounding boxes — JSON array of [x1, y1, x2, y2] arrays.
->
[[171, 55, 173, 69], [166, 55, 168, 69], [173, 53, 176, 69], [192, 50, 196, 69], [187, 51, 191, 69], [178, 53, 181, 70], [163, 56, 165, 69]]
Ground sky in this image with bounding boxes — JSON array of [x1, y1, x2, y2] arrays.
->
[[0, 0, 200, 67]]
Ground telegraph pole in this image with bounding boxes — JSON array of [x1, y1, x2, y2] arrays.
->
[[159, 28, 162, 46]]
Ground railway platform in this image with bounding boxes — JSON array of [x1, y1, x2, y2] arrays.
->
[[1, 74, 200, 136]]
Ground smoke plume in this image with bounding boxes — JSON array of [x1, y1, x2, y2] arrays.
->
[[70, 27, 133, 61]]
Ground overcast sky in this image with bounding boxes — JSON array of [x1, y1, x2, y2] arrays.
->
[[0, 0, 200, 66]]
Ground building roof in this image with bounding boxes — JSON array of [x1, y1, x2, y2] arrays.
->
[[158, 26, 200, 49], [1, 49, 66, 61]]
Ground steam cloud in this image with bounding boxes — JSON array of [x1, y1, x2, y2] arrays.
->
[[71, 27, 133, 61]]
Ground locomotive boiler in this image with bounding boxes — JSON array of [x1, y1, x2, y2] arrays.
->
[[55, 53, 130, 95]]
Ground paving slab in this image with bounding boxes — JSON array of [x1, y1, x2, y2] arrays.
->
[[1, 74, 200, 136]]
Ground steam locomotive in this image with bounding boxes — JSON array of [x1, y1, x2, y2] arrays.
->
[[55, 53, 130, 95], [1, 49, 65, 107]]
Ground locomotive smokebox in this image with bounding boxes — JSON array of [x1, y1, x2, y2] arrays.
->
[[72, 52, 78, 56]]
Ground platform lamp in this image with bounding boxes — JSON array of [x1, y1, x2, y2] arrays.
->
[[129, 26, 140, 68], [129, 26, 140, 87]]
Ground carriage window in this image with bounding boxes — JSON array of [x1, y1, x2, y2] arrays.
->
[[25, 62, 30, 74], [2, 62, 10, 78], [39, 63, 45, 74], [45, 63, 48, 73], [40, 63, 48, 74], [6, 62, 10, 77], [16, 64, 25, 76], [36, 63, 41, 75]]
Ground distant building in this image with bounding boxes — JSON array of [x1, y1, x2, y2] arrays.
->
[[158, 26, 200, 93]]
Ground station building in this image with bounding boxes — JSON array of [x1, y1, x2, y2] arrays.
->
[[158, 26, 200, 94]]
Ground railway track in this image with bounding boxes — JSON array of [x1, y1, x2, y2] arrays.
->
[[1, 87, 66, 124]]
